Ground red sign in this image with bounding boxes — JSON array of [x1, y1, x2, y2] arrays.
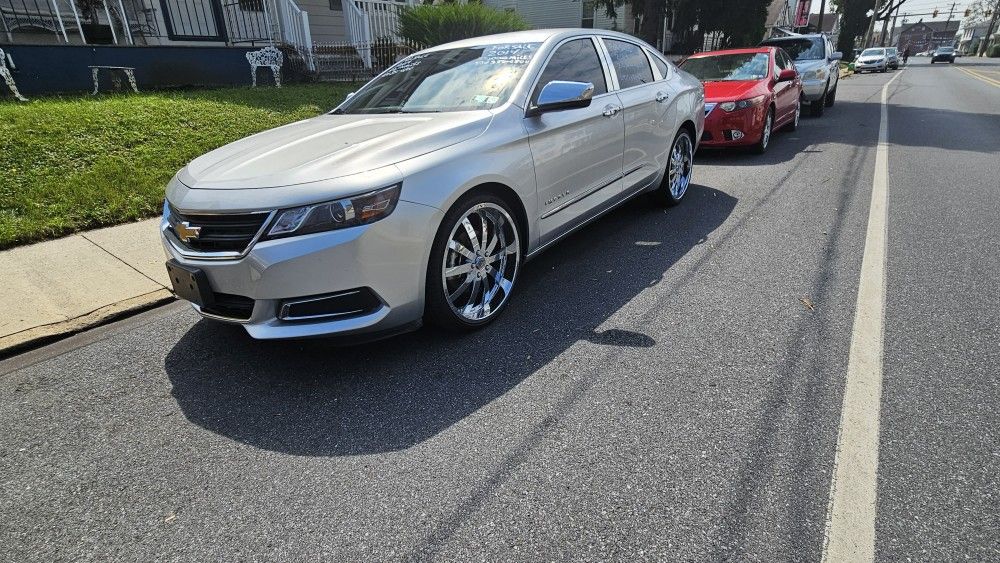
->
[[795, 0, 812, 27]]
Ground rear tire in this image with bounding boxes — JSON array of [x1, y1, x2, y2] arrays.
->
[[425, 193, 522, 332], [785, 97, 802, 132], [651, 128, 694, 207]]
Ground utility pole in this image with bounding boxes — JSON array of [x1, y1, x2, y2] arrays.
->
[[818, 0, 827, 33], [889, 5, 901, 46], [863, 0, 882, 48], [979, 0, 1000, 56]]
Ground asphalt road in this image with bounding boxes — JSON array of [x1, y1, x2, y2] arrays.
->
[[2, 58, 997, 562]]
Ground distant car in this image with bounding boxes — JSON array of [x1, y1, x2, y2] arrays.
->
[[932, 47, 956, 63], [679, 47, 802, 154], [886, 47, 900, 69], [855, 48, 889, 73], [760, 34, 842, 117]]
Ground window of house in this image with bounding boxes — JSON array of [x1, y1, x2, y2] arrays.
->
[[532, 38, 608, 104], [603, 39, 654, 89], [239, 0, 264, 12], [330, 0, 342, 10], [582, 0, 595, 28]]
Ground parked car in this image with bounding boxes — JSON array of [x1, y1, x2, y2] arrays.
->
[[759, 34, 842, 117], [932, 46, 956, 63], [161, 29, 705, 340], [679, 47, 802, 153], [886, 47, 900, 69], [855, 47, 889, 73]]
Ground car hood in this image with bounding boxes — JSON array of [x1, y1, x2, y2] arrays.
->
[[703, 80, 764, 102], [178, 111, 493, 190]]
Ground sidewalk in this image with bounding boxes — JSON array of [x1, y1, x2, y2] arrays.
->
[[0, 218, 176, 355]]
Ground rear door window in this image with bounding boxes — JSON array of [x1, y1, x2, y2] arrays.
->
[[603, 39, 655, 89]]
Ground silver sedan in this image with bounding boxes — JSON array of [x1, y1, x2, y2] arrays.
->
[[161, 29, 705, 340]]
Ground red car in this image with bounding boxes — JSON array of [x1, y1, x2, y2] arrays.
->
[[679, 47, 802, 153]]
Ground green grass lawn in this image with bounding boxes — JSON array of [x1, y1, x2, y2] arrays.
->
[[0, 83, 358, 249]]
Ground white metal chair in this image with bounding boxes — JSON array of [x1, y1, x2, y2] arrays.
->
[[1, 49, 28, 102], [246, 46, 283, 88]]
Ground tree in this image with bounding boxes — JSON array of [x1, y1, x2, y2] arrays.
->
[[832, 0, 880, 60], [596, 0, 770, 51]]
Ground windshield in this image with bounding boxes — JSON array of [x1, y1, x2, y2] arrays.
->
[[680, 53, 770, 82], [335, 43, 541, 114], [861, 49, 885, 57], [762, 38, 824, 61], [937, 47, 955, 53]]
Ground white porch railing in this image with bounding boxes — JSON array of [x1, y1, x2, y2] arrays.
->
[[273, 0, 314, 70], [343, 0, 416, 68]]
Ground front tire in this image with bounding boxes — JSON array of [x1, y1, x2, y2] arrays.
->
[[425, 194, 522, 331], [651, 128, 694, 207], [809, 82, 828, 117], [825, 84, 837, 107], [754, 108, 774, 154]]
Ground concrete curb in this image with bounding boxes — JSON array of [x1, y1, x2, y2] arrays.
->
[[0, 289, 176, 359]]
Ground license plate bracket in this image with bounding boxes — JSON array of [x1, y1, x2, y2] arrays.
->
[[165, 260, 214, 308]]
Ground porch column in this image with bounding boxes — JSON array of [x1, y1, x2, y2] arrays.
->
[[49, 0, 71, 42]]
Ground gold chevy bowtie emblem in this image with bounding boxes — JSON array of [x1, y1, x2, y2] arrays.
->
[[175, 221, 202, 243]]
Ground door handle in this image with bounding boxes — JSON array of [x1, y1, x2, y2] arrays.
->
[[655, 91, 669, 103], [602, 104, 622, 117]]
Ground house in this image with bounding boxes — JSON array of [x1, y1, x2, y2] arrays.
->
[[896, 20, 960, 53], [958, 22, 992, 54], [806, 12, 839, 45]]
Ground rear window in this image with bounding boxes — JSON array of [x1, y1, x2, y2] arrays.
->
[[761, 38, 824, 61]]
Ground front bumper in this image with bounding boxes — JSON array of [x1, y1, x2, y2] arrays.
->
[[801, 78, 828, 102], [699, 103, 767, 147], [855, 61, 886, 72], [932, 55, 954, 63], [161, 200, 442, 340]]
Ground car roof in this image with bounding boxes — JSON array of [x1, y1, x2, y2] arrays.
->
[[686, 47, 774, 59], [422, 28, 654, 53], [762, 35, 823, 42]]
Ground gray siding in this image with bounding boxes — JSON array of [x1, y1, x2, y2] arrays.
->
[[301, 0, 347, 44], [484, 0, 630, 32]]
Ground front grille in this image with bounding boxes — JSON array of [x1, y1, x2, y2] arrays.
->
[[168, 206, 270, 254], [202, 292, 255, 320]]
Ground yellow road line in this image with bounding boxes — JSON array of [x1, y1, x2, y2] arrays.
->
[[957, 66, 1000, 88]]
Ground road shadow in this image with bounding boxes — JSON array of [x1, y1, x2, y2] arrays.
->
[[164, 184, 737, 456]]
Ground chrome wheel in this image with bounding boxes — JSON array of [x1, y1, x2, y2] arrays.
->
[[761, 112, 772, 149], [668, 133, 694, 199], [794, 100, 801, 128], [441, 202, 520, 322]]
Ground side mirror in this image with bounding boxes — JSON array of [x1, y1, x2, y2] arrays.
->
[[528, 80, 594, 117], [830, 52, 843, 61], [777, 69, 797, 82]]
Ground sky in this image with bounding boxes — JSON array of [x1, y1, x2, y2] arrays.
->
[[806, 0, 980, 24]]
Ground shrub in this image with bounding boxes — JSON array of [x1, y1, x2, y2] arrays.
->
[[398, 2, 530, 47], [989, 44, 1000, 58]]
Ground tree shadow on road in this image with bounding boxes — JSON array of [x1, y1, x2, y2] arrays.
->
[[164, 185, 737, 457]]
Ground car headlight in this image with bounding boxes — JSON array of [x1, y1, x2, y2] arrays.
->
[[803, 68, 827, 80], [719, 95, 766, 112], [264, 183, 401, 240]]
